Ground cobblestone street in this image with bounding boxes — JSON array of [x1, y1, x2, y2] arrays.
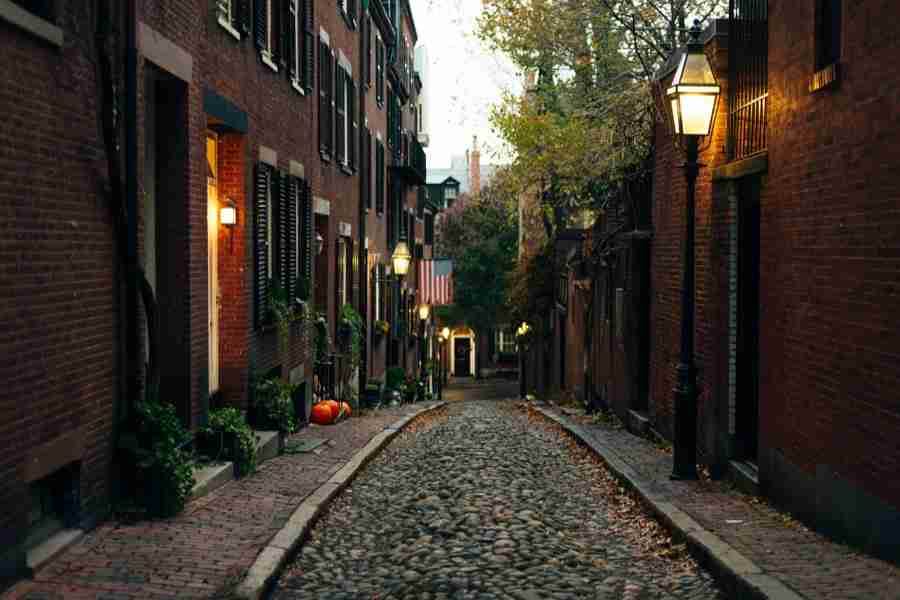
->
[[274, 385, 723, 599]]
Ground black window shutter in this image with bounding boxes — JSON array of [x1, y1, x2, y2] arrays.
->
[[254, 163, 270, 328], [236, 0, 252, 34], [425, 213, 434, 245], [274, 171, 288, 296], [366, 18, 373, 88], [287, 0, 298, 80], [376, 140, 383, 214], [255, 0, 267, 50], [302, 0, 315, 91], [274, 0, 285, 66], [319, 40, 329, 156], [350, 79, 358, 171], [336, 67, 346, 164], [287, 176, 299, 300], [302, 180, 314, 297], [331, 52, 337, 157]]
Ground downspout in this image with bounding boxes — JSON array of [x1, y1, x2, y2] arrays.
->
[[125, 0, 139, 417]]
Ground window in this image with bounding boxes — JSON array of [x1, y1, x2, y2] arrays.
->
[[216, 0, 250, 39], [815, 0, 841, 71], [373, 265, 381, 322], [319, 36, 333, 160], [424, 212, 434, 245], [336, 65, 346, 165], [337, 238, 349, 308], [376, 138, 385, 214], [254, 163, 276, 327], [365, 17, 373, 89], [301, 0, 315, 92], [444, 186, 457, 202], [339, 0, 357, 28], [255, 0, 280, 70], [496, 328, 516, 355], [375, 35, 385, 106]]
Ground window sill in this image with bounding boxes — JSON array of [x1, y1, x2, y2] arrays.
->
[[809, 62, 840, 94], [320, 150, 332, 163], [261, 52, 279, 73], [291, 79, 305, 96], [0, 0, 62, 47], [340, 164, 354, 176], [217, 16, 242, 41]]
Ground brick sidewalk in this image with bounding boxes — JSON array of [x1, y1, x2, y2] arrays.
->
[[3, 404, 428, 600], [542, 404, 900, 600]]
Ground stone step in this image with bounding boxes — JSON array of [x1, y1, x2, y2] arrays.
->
[[26, 528, 84, 575], [190, 430, 282, 502]]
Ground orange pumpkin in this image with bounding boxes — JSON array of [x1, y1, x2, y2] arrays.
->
[[340, 402, 352, 418], [311, 402, 333, 425], [324, 400, 340, 421]]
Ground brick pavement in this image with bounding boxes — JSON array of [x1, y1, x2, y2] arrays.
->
[[543, 405, 900, 600], [2, 405, 425, 600]]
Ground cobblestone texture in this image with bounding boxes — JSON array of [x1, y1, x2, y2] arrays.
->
[[274, 388, 723, 599], [3, 405, 422, 600], [547, 405, 900, 600]]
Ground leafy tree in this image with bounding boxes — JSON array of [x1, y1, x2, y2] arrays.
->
[[435, 173, 519, 376]]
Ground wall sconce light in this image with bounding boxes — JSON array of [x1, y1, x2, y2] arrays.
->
[[219, 199, 237, 227]]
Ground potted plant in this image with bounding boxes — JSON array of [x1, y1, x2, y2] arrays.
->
[[201, 408, 259, 478], [363, 378, 383, 409]]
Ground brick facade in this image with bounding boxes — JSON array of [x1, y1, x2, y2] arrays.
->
[[1, 0, 431, 584]]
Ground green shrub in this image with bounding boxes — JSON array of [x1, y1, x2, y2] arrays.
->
[[204, 408, 258, 477], [254, 377, 297, 433], [136, 401, 195, 517]]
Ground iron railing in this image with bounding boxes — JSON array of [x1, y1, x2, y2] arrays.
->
[[314, 354, 336, 401], [728, 0, 768, 161]]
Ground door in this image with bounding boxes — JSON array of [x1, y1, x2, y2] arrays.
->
[[736, 176, 761, 461], [206, 133, 220, 395], [455, 338, 471, 377]]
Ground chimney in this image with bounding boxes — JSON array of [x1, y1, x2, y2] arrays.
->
[[470, 135, 481, 194]]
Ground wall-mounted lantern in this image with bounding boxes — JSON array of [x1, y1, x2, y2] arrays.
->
[[219, 199, 237, 227], [391, 241, 412, 277], [316, 232, 325, 256]]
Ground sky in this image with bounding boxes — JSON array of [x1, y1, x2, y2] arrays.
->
[[413, 0, 521, 168]]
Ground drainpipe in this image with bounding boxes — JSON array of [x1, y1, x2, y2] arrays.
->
[[125, 0, 139, 417]]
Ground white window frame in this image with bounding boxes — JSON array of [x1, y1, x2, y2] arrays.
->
[[343, 72, 350, 167], [497, 328, 516, 355], [444, 186, 457, 201], [291, 0, 303, 92], [216, 0, 241, 40], [261, 0, 279, 72]]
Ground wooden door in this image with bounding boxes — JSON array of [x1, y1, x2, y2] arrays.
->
[[455, 338, 471, 377]]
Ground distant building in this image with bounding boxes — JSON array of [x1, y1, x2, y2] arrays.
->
[[426, 136, 499, 196]]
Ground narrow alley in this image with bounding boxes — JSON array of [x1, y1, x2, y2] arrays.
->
[[273, 382, 723, 599]]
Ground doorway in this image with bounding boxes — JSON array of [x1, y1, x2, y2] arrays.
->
[[455, 337, 471, 377], [735, 176, 761, 462], [206, 132, 220, 396]]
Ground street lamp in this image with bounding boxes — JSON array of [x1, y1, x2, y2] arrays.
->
[[418, 303, 431, 389], [665, 20, 720, 481], [440, 327, 450, 385], [391, 241, 412, 277], [436, 335, 445, 401], [516, 322, 531, 399]]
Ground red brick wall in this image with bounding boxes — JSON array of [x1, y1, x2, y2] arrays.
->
[[0, 4, 117, 565], [764, 0, 900, 508]]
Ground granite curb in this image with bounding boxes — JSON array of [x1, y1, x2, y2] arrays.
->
[[530, 404, 805, 600], [234, 401, 448, 600]]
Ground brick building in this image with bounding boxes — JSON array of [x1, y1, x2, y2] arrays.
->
[[642, 0, 900, 560], [1, 0, 431, 583]]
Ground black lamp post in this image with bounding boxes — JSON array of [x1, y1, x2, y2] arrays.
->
[[516, 322, 531, 399], [388, 242, 412, 368], [418, 303, 431, 395], [666, 21, 721, 480]]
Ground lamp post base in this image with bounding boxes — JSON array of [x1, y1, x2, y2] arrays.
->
[[671, 362, 699, 480]]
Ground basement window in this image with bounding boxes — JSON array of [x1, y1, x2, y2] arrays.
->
[[26, 463, 80, 550]]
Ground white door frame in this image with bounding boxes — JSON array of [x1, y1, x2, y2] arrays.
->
[[450, 331, 476, 377], [206, 132, 220, 394]]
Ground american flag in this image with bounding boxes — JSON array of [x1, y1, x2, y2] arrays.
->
[[418, 259, 454, 306]]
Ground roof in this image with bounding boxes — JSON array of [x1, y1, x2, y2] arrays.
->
[[426, 158, 501, 193]]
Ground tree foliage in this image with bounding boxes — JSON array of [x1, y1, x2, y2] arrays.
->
[[435, 173, 519, 337], [478, 0, 727, 236]]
